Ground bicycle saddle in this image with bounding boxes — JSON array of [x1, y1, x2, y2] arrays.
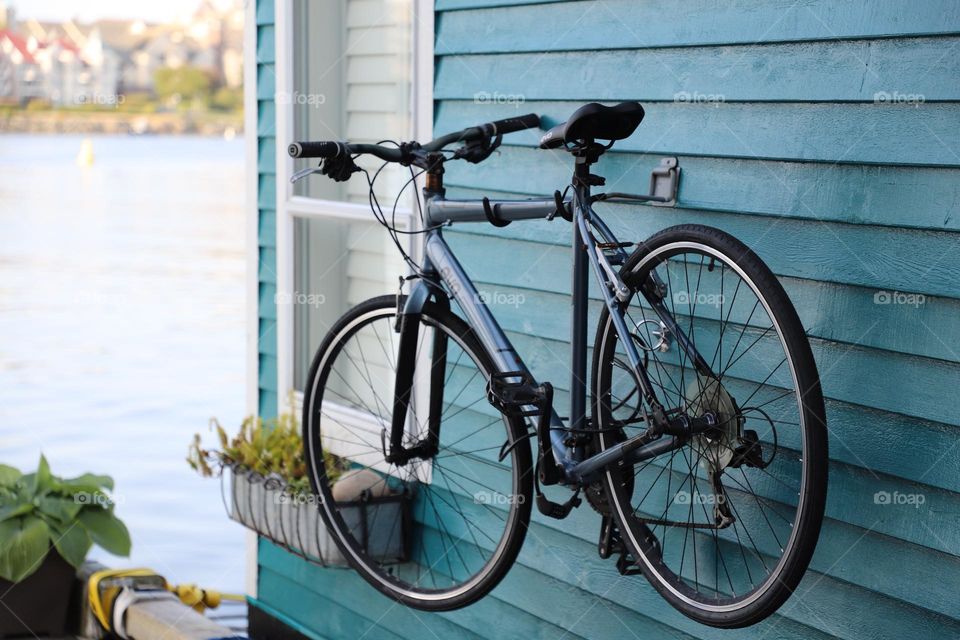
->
[[539, 101, 645, 149]]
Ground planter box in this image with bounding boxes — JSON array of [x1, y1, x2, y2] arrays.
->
[[0, 549, 75, 638], [226, 466, 408, 567]]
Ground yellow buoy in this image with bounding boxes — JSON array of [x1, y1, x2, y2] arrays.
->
[[76, 138, 95, 167]]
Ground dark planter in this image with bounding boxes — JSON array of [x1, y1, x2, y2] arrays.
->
[[0, 549, 75, 638]]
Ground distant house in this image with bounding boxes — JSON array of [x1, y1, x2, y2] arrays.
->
[[21, 20, 102, 106], [0, 29, 42, 103], [180, 0, 244, 88], [77, 26, 124, 101], [32, 37, 92, 106]]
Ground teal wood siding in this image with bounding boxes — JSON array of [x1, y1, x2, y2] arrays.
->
[[254, 1, 960, 638], [256, 0, 278, 419]]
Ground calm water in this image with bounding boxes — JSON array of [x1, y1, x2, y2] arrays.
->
[[0, 134, 247, 593]]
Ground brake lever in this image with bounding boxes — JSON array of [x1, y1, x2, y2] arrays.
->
[[454, 134, 503, 164], [290, 165, 323, 184], [291, 155, 362, 183]]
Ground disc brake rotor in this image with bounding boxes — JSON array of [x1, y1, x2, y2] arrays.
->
[[685, 375, 741, 473], [676, 376, 737, 527]]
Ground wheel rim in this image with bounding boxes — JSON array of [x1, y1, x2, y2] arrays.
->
[[598, 241, 811, 612], [305, 305, 527, 601]]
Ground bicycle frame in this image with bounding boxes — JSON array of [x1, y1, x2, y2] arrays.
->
[[390, 163, 719, 489]]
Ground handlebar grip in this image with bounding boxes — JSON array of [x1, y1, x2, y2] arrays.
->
[[288, 141, 344, 159], [482, 113, 540, 137]]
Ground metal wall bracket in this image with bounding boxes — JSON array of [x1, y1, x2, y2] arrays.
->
[[591, 157, 681, 208], [648, 157, 680, 207]]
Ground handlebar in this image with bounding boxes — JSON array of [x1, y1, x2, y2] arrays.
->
[[287, 141, 406, 162], [481, 113, 541, 136], [287, 140, 344, 159], [287, 113, 540, 160]]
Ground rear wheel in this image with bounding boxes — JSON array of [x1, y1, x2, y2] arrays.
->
[[593, 225, 827, 627], [303, 295, 533, 610]]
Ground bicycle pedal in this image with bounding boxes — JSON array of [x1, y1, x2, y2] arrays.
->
[[535, 490, 581, 520], [488, 374, 563, 485], [598, 516, 646, 575], [487, 371, 547, 417], [615, 551, 644, 576], [598, 515, 623, 559]]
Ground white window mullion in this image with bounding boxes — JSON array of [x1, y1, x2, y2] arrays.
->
[[288, 196, 413, 226], [274, 0, 296, 416]]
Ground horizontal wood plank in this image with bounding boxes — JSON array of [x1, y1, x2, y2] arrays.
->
[[257, 99, 275, 136], [436, 37, 960, 102], [256, 64, 276, 101], [437, 0, 567, 10], [434, 101, 960, 166], [255, 0, 273, 26], [437, 0, 960, 52], [440, 206, 960, 302], [443, 145, 960, 233], [256, 25, 274, 64]]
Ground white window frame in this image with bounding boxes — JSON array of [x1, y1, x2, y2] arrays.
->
[[273, 0, 434, 416], [243, 0, 260, 598]]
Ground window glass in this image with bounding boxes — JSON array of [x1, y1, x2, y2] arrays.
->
[[289, 0, 414, 390], [291, 0, 412, 203], [293, 217, 406, 390]]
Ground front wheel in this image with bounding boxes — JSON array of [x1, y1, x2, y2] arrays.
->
[[592, 225, 827, 628], [302, 295, 533, 611]]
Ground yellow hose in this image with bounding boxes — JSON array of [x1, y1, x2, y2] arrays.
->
[[167, 583, 245, 612]]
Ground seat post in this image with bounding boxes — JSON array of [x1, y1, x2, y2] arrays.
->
[[570, 202, 590, 434], [568, 142, 604, 435], [571, 141, 607, 193]]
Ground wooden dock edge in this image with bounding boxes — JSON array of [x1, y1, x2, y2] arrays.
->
[[76, 563, 241, 640]]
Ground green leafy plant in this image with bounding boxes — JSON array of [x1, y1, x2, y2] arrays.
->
[[0, 456, 131, 582], [188, 411, 342, 495]]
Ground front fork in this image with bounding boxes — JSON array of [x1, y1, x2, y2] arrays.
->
[[382, 162, 449, 466], [383, 282, 446, 466]]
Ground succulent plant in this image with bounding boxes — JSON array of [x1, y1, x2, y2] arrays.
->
[[188, 410, 342, 494]]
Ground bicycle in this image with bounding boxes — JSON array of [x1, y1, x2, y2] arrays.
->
[[289, 101, 827, 628]]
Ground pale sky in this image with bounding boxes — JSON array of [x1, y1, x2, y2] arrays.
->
[[8, 0, 237, 23]]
